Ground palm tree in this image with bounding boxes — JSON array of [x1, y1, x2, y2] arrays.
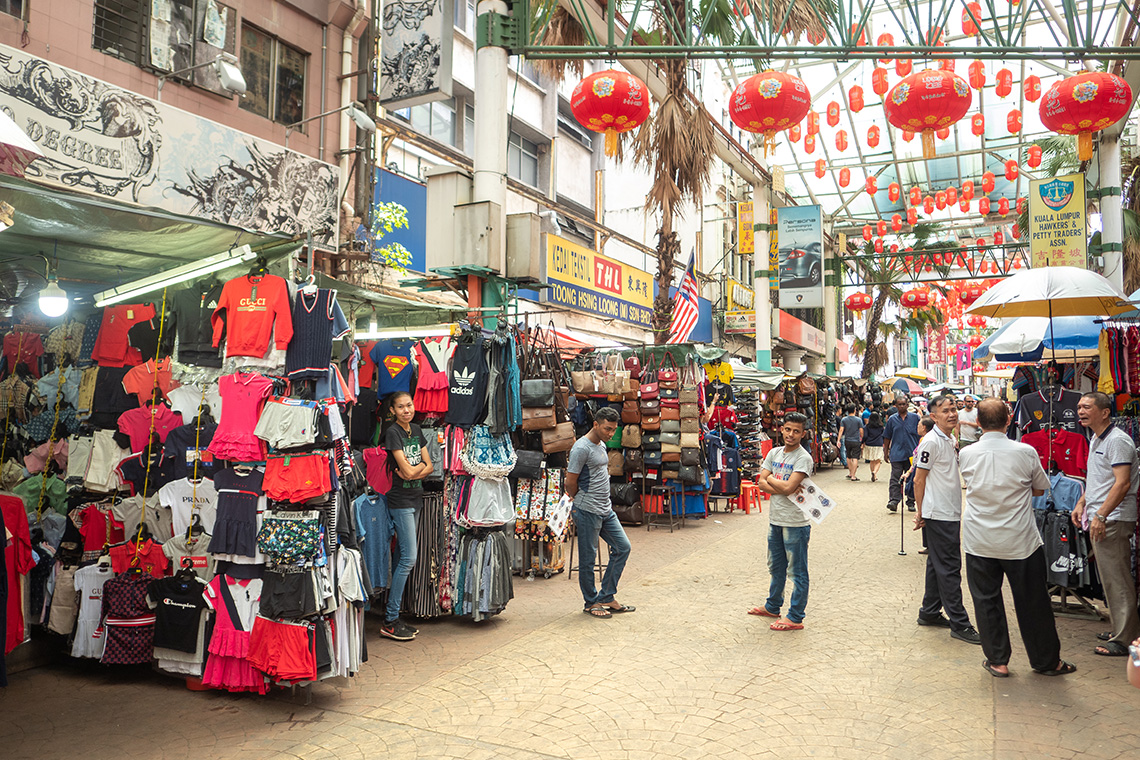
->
[[855, 222, 952, 378]]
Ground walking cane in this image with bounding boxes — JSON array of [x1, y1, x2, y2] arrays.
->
[[898, 481, 907, 556]]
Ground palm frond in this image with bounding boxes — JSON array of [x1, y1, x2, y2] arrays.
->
[[527, 5, 585, 83]]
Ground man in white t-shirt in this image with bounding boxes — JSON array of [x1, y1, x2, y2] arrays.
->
[[960, 398, 1074, 677], [913, 394, 980, 644], [956, 395, 980, 446]]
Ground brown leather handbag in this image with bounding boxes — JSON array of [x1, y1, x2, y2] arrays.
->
[[621, 400, 641, 424], [661, 405, 680, 421], [640, 398, 660, 414], [640, 414, 661, 432], [621, 425, 642, 448], [798, 374, 817, 395], [541, 422, 575, 453], [607, 450, 625, 477], [521, 405, 556, 431]]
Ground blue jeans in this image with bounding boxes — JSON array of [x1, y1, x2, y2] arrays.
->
[[385, 507, 418, 622], [573, 508, 631, 607], [765, 524, 811, 623], [838, 442, 848, 466]]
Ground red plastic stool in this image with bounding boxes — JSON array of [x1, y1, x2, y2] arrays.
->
[[737, 482, 762, 514]]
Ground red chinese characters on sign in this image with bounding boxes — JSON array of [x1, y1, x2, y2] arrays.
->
[[927, 328, 948, 365], [594, 258, 623, 296]]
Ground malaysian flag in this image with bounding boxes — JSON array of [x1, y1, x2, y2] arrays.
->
[[666, 253, 700, 344]]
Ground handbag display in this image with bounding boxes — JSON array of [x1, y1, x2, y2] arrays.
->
[[608, 450, 625, 477], [642, 434, 662, 450], [571, 364, 596, 394], [624, 448, 644, 473], [680, 432, 700, 448], [639, 380, 659, 400], [661, 405, 680, 421], [520, 378, 555, 408], [679, 387, 699, 404], [680, 447, 700, 466], [660, 432, 680, 446], [678, 464, 703, 484], [662, 450, 681, 462], [624, 354, 641, 380], [657, 353, 679, 388], [510, 449, 545, 480], [660, 386, 679, 400], [610, 481, 640, 507], [644, 450, 663, 467], [680, 402, 699, 419], [663, 468, 680, 480], [681, 417, 700, 433], [623, 377, 639, 400], [660, 398, 680, 409], [621, 425, 642, 448], [660, 419, 680, 434], [521, 405, 557, 431], [541, 422, 575, 453], [621, 400, 641, 424], [640, 414, 661, 432], [798, 375, 817, 395], [605, 425, 624, 449], [639, 398, 660, 414]]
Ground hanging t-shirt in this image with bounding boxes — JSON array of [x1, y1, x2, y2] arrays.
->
[[126, 311, 175, 361], [88, 367, 140, 429], [146, 576, 207, 653], [162, 418, 219, 481], [110, 539, 170, 576], [383, 423, 428, 509], [703, 361, 734, 384], [369, 338, 416, 397], [1016, 387, 1083, 437], [117, 403, 183, 453], [122, 358, 177, 406], [285, 288, 351, 379], [3, 495, 35, 655], [356, 340, 378, 390], [3, 330, 44, 377], [1020, 428, 1090, 478], [91, 304, 156, 367], [159, 477, 219, 537], [170, 283, 224, 367], [445, 342, 488, 427], [211, 273, 294, 359], [162, 534, 216, 580], [165, 383, 223, 422]]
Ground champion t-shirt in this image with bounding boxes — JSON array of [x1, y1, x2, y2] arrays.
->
[[147, 576, 207, 653], [383, 423, 428, 509]]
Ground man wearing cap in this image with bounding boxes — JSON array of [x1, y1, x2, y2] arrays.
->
[[883, 395, 922, 513], [957, 395, 980, 448]]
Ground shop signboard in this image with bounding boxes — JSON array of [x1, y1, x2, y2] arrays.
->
[[724, 310, 755, 334], [545, 234, 654, 328], [737, 201, 754, 255], [0, 44, 339, 246], [776, 205, 824, 308], [1029, 173, 1087, 269], [778, 309, 825, 353], [377, 0, 454, 109], [768, 208, 779, 291]]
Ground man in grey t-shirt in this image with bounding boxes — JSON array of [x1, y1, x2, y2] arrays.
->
[[839, 405, 864, 481], [566, 406, 634, 619]]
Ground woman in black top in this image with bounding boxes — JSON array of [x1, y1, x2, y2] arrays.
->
[[380, 391, 432, 641], [863, 411, 886, 482]]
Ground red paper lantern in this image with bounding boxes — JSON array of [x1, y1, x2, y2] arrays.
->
[[1011, 224, 1021, 240], [571, 69, 651, 156], [807, 111, 820, 135], [1007, 109, 1022, 134], [874, 238, 884, 253], [885, 69, 972, 158], [789, 123, 802, 143], [836, 129, 849, 151], [946, 186, 958, 205], [901, 288, 931, 309], [939, 60, 956, 73], [979, 197, 991, 215], [896, 58, 913, 77], [1027, 145, 1042, 168], [968, 61, 986, 90], [1013, 254, 1023, 268], [866, 175, 878, 195], [976, 237, 987, 249], [850, 24, 867, 46], [962, 2, 982, 35], [877, 219, 888, 237], [1016, 196, 1026, 214], [959, 197, 970, 213], [728, 70, 813, 154], [890, 244, 899, 253], [994, 229, 1004, 245], [888, 182, 900, 202], [877, 34, 894, 64], [902, 129, 915, 142], [959, 284, 985, 305], [936, 191, 947, 210], [962, 180, 975, 200], [845, 292, 873, 312], [924, 195, 935, 215], [907, 207, 918, 225], [998, 197, 1010, 216], [971, 112, 985, 136], [968, 334, 984, 348], [867, 125, 881, 148], [1005, 160, 1018, 181], [862, 225, 873, 241], [804, 133, 816, 154], [838, 167, 851, 186], [980, 261, 990, 273], [936, 127, 950, 140], [848, 86, 865, 113], [815, 159, 826, 179], [872, 68, 890, 96], [892, 213, 903, 232], [995, 68, 1013, 97], [967, 314, 987, 328], [1024, 75, 1042, 102], [1040, 71, 1133, 161], [827, 100, 841, 127], [982, 171, 995, 193], [909, 186, 922, 205]]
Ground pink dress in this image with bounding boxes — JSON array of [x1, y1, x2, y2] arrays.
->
[[208, 373, 273, 462], [202, 575, 266, 694]]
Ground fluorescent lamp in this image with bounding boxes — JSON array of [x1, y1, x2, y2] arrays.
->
[[95, 245, 256, 307], [38, 278, 68, 317], [354, 326, 455, 340]]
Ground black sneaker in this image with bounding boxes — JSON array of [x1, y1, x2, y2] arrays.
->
[[917, 614, 953, 628], [951, 626, 982, 645], [887, 503, 898, 513], [403, 620, 419, 635], [380, 619, 416, 641], [907, 504, 916, 512]]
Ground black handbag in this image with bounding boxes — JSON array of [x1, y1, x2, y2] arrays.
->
[[678, 464, 703, 484], [624, 448, 644, 473], [680, 447, 700, 466], [642, 434, 662, 450], [643, 449, 663, 466], [660, 387, 679, 400], [521, 378, 555, 408], [510, 449, 545, 480], [610, 482, 640, 506]]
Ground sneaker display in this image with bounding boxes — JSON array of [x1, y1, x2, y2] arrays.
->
[[380, 618, 416, 641]]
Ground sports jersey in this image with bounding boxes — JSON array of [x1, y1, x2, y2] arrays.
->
[[369, 338, 416, 397], [1016, 387, 1083, 437], [914, 426, 962, 521], [703, 361, 734, 384], [1021, 429, 1090, 478], [211, 273, 294, 359]]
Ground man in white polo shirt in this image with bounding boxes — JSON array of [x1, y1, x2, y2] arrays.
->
[[1073, 391, 1140, 657], [913, 394, 980, 644], [960, 398, 1075, 677]]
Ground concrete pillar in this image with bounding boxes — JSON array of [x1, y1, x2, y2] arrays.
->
[[473, 0, 509, 234], [780, 349, 806, 373], [753, 187, 773, 370], [805, 356, 825, 375], [1099, 132, 1124, 291], [823, 249, 837, 376]]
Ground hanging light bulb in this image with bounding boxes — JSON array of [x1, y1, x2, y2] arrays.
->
[[37, 254, 68, 318]]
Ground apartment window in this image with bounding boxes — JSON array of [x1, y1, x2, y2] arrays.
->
[[0, 0, 24, 18], [464, 104, 475, 153], [508, 131, 539, 186], [394, 98, 457, 146], [240, 26, 307, 126], [93, 0, 146, 65], [558, 114, 593, 150]]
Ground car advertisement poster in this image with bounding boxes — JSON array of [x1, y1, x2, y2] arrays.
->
[[1029, 173, 1086, 269], [777, 205, 824, 308]]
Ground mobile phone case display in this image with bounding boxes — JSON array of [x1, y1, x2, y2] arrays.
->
[[3, 271, 373, 695]]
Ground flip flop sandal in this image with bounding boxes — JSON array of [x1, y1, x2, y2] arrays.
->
[[1097, 631, 1113, 641], [983, 660, 1010, 678], [770, 621, 804, 631], [1095, 642, 1129, 656], [584, 606, 612, 619], [607, 603, 636, 613], [1034, 661, 1077, 676], [748, 607, 779, 617]]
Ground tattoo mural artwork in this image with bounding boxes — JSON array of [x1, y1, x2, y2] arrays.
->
[[0, 45, 338, 246], [379, 0, 453, 108]]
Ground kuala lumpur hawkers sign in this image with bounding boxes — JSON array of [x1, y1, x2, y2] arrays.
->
[[0, 43, 339, 247]]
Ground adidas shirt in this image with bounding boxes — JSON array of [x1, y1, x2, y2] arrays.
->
[[959, 432, 1050, 560], [914, 426, 962, 521]]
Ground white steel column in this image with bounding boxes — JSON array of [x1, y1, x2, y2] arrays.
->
[[754, 188, 773, 370], [474, 0, 509, 215], [1099, 133, 1124, 291]]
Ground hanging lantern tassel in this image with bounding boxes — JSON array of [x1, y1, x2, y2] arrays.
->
[[604, 128, 619, 157]]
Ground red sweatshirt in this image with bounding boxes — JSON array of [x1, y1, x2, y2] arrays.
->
[[211, 274, 294, 358]]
